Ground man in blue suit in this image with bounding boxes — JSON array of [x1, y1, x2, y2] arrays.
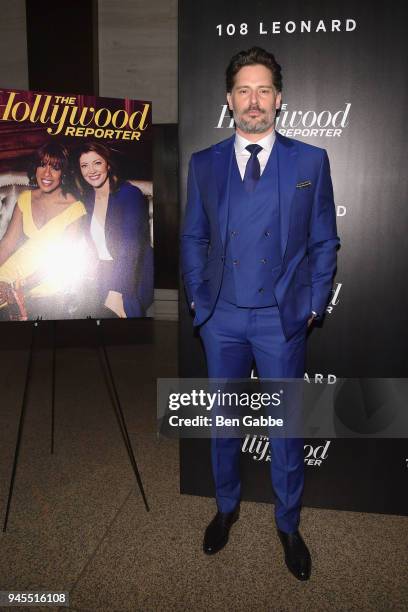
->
[[181, 47, 339, 580]]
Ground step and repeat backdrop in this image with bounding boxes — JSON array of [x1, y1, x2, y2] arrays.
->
[[178, 0, 408, 514]]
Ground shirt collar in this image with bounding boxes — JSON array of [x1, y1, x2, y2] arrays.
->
[[235, 130, 276, 155]]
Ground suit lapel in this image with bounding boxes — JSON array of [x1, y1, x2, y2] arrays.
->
[[276, 132, 298, 258], [212, 135, 235, 248], [211, 133, 297, 255]]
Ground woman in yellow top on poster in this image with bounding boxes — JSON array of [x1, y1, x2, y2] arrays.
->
[[0, 142, 87, 320]]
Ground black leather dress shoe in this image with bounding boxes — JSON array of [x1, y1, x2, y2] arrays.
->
[[203, 506, 240, 555], [277, 529, 311, 581]]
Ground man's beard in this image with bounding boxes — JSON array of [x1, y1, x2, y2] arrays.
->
[[233, 106, 275, 134]]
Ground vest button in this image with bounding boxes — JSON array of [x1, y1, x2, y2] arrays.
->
[[233, 259, 239, 265], [221, 256, 225, 262], [261, 258, 267, 264], [258, 288, 264, 293], [231, 230, 237, 237], [264, 231, 271, 237]]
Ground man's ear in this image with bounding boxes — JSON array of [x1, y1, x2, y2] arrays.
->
[[226, 92, 233, 111], [276, 92, 282, 110]]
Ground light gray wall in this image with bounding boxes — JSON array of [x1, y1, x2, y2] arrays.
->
[[0, 1, 178, 121], [98, 0, 177, 123], [0, 0, 28, 89]]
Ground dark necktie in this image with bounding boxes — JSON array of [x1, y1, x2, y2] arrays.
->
[[243, 144, 262, 193]]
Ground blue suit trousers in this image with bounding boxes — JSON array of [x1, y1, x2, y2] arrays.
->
[[199, 297, 306, 533]]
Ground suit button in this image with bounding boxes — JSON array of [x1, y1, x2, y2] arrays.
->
[[258, 288, 264, 293], [233, 259, 239, 265], [264, 231, 270, 237], [261, 258, 267, 264], [221, 256, 225, 262], [231, 230, 237, 237]]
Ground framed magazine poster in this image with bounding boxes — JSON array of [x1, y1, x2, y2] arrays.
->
[[0, 88, 153, 321]]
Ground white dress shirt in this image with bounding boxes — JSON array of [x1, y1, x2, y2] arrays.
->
[[90, 214, 113, 261], [234, 131, 276, 179]]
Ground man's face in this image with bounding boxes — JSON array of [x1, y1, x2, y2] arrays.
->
[[227, 64, 281, 137]]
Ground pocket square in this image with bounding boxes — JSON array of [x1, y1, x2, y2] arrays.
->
[[296, 180, 312, 189]]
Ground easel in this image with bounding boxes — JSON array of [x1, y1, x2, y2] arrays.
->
[[2, 318, 149, 532]]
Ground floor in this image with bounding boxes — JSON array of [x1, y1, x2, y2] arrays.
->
[[0, 321, 407, 611]]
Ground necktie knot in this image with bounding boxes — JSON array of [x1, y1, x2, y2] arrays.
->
[[246, 144, 262, 157]]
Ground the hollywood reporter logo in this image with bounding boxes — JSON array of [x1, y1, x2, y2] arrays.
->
[[304, 441, 331, 466], [326, 283, 341, 314], [216, 103, 351, 138], [242, 435, 331, 466]]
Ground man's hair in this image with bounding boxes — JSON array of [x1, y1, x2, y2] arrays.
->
[[226, 47, 282, 93]]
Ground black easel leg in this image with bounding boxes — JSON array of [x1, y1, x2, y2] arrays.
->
[[50, 319, 57, 455], [95, 320, 150, 512], [3, 321, 37, 532]]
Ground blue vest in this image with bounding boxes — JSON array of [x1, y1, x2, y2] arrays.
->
[[220, 145, 281, 307]]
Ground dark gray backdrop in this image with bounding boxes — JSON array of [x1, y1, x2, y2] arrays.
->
[[178, 0, 408, 515]]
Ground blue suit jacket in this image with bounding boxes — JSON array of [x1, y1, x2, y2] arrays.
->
[[84, 182, 153, 317], [180, 132, 339, 339]]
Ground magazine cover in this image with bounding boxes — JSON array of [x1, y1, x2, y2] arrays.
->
[[0, 88, 153, 321]]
